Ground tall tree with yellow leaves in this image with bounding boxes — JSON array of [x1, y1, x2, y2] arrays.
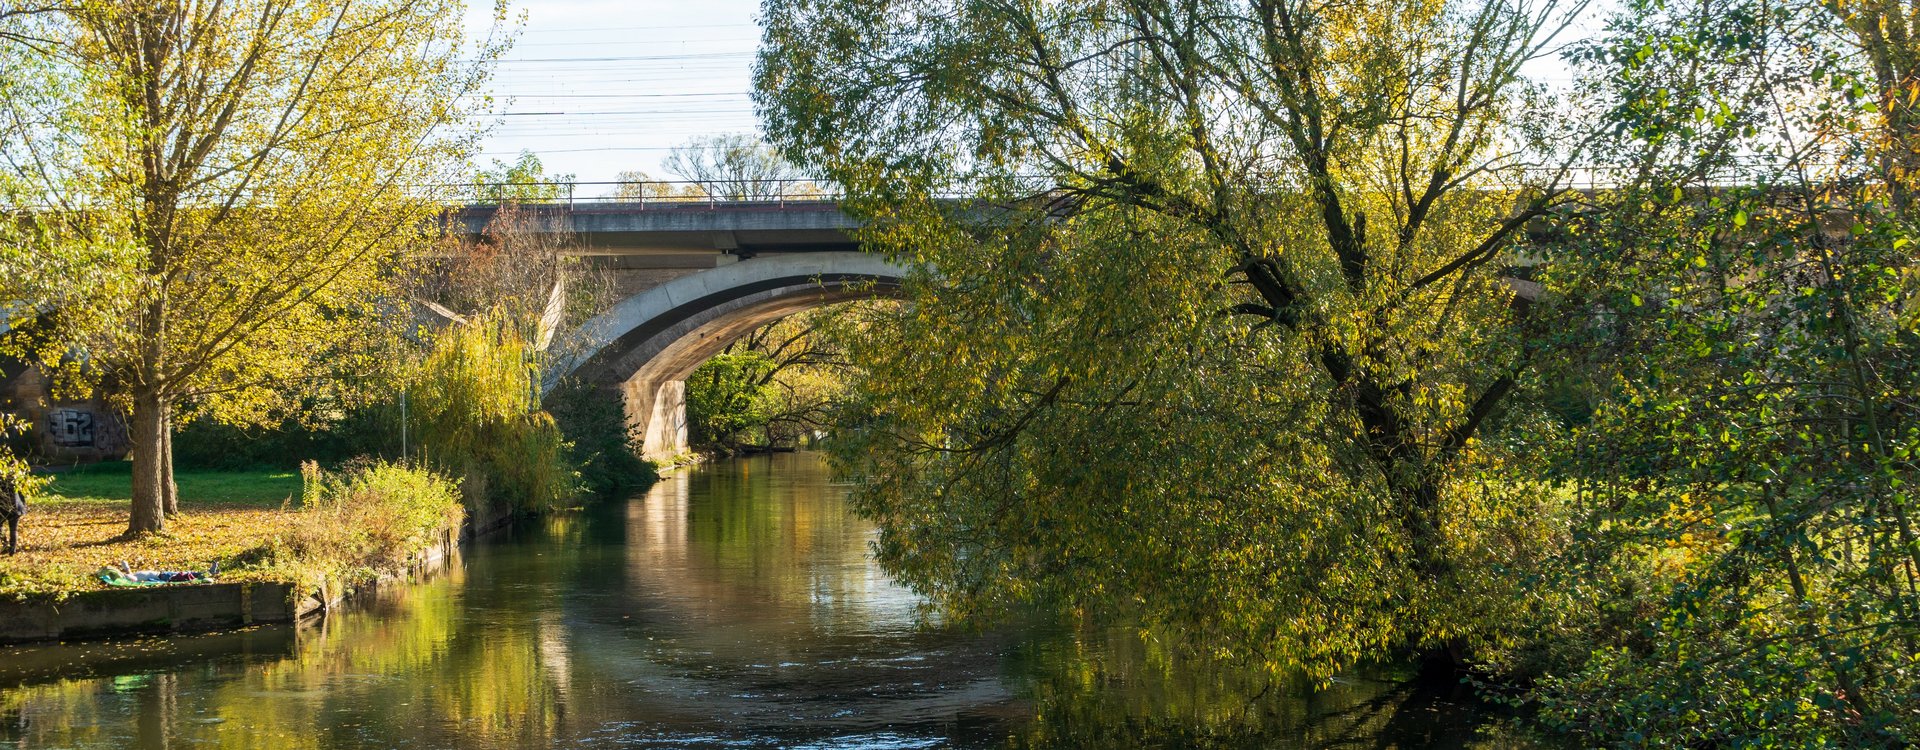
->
[[1, 0, 506, 534]]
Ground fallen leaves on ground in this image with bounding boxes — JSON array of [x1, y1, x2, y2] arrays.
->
[[0, 500, 303, 600]]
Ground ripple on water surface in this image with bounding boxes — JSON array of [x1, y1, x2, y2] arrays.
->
[[0, 453, 1528, 749]]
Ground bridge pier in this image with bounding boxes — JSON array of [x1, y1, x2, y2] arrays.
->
[[628, 379, 688, 460]]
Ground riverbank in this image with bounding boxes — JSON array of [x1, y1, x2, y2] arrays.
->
[[0, 462, 482, 644], [0, 466, 305, 600]]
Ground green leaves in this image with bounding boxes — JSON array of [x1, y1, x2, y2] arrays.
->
[[761, 0, 1587, 685], [411, 310, 579, 513], [473, 151, 573, 203], [1531, 0, 1920, 741], [687, 352, 780, 446]]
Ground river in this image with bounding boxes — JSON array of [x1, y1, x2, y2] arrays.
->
[[0, 453, 1528, 748]]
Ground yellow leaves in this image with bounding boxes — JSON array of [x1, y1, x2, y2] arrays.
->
[[13, 0, 492, 431]]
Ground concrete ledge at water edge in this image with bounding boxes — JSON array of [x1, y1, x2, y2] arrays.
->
[[0, 580, 313, 645], [0, 516, 489, 646]]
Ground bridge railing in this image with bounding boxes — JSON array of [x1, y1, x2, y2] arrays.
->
[[453, 176, 1075, 209], [459, 179, 847, 209], [454, 167, 1812, 209]]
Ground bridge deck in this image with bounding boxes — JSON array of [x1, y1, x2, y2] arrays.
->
[[451, 201, 862, 257]]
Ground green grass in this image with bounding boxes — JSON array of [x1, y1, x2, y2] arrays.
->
[[41, 461, 301, 508]]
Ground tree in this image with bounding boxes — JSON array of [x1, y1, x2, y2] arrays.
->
[[0, 0, 503, 535], [474, 150, 573, 204], [661, 133, 820, 200], [758, 0, 1588, 678], [1511, 0, 1920, 740], [1830, 0, 1920, 215], [610, 169, 708, 202], [421, 202, 615, 382], [409, 308, 579, 514], [0, 4, 132, 373], [421, 203, 649, 499], [684, 305, 859, 451]]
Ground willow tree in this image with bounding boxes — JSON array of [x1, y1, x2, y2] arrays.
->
[[758, 0, 1587, 677], [1, 0, 502, 534]]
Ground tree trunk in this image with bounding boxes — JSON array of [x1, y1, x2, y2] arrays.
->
[[161, 410, 178, 516], [128, 391, 168, 536]]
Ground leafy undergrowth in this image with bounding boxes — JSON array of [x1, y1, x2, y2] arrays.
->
[[274, 461, 465, 587], [0, 462, 462, 602]]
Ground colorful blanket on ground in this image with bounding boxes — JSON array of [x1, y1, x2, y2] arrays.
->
[[96, 567, 213, 587]]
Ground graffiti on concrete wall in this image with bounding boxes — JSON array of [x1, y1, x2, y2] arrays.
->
[[47, 408, 96, 447], [94, 412, 128, 453]]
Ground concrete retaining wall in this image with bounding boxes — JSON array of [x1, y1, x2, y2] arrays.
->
[[0, 581, 311, 644], [0, 511, 502, 646]]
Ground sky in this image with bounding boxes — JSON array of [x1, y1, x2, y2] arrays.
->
[[461, 0, 767, 189], [460, 0, 1603, 192]]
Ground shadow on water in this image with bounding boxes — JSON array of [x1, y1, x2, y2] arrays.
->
[[0, 453, 1536, 748]]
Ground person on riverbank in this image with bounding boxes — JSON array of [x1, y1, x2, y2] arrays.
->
[[2, 476, 22, 555], [96, 560, 219, 586]]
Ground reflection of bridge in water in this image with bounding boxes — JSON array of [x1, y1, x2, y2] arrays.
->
[[450, 181, 907, 459]]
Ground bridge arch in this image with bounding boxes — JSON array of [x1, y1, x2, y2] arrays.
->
[[554, 252, 907, 459]]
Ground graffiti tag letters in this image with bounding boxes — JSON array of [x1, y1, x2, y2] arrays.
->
[[47, 409, 95, 447]]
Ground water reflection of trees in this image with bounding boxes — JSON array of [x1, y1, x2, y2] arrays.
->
[[1004, 623, 1536, 749], [0, 557, 579, 748], [624, 456, 920, 636], [0, 456, 1530, 748]]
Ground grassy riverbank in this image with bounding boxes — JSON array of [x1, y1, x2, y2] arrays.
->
[[42, 462, 302, 507], [0, 462, 461, 602]]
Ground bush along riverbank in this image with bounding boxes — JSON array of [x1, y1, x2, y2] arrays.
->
[[0, 461, 472, 644]]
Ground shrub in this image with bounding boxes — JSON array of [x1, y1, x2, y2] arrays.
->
[[546, 378, 657, 496], [280, 460, 463, 582], [172, 404, 401, 471]]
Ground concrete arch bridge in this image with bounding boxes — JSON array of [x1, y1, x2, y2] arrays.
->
[[453, 185, 1540, 461], [452, 195, 906, 459]]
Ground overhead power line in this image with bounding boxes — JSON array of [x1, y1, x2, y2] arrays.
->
[[510, 37, 760, 47], [514, 23, 756, 34], [466, 92, 751, 98], [481, 147, 688, 155], [474, 110, 756, 118], [481, 51, 754, 64]]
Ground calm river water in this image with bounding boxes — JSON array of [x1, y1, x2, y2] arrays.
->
[[0, 453, 1528, 748]]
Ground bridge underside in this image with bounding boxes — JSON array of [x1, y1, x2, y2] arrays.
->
[[558, 253, 905, 460]]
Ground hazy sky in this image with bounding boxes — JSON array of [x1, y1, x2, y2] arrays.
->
[[462, 0, 766, 188], [462, 1, 1598, 191]]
